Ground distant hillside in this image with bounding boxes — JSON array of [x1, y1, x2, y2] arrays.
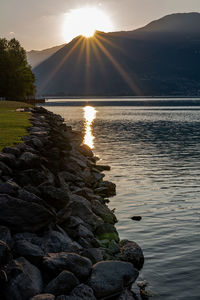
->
[[34, 13, 200, 96], [27, 44, 66, 68]]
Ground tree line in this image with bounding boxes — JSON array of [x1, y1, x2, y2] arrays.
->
[[0, 38, 35, 101]]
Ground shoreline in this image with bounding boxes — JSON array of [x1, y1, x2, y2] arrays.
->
[[0, 106, 144, 300]]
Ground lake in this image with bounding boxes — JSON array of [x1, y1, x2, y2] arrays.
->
[[43, 99, 200, 300]]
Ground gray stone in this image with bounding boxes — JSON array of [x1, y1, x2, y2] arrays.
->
[[0, 240, 12, 267], [0, 180, 19, 196], [0, 153, 16, 168], [0, 194, 55, 232], [14, 239, 44, 264], [30, 294, 55, 300], [2, 146, 21, 157], [69, 284, 97, 300], [44, 271, 79, 296], [39, 185, 70, 210], [43, 252, 92, 280], [98, 181, 116, 197], [81, 248, 103, 264], [18, 188, 45, 206], [68, 194, 103, 230], [91, 200, 117, 224], [3, 257, 43, 300], [19, 152, 41, 169], [116, 289, 136, 300], [120, 240, 144, 270], [88, 261, 139, 299]]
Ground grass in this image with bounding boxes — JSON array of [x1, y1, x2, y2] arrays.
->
[[0, 101, 32, 151]]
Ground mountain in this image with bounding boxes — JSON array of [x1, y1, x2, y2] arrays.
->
[[27, 44, 66, 68], [34, 13, 200, 96]]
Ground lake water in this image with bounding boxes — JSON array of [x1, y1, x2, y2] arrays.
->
[[44, 101, 200, 300]]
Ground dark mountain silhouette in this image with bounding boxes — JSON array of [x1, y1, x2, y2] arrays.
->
[[34, 13, 200, 96], [27, 44, 66, 68]]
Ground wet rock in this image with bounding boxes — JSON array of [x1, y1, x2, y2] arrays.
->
[[14, 239, 44, 265], [131, 216, 142, 222], [0, 161, 13, 176], [43, 252, 92, 280], [0, 226, 12, 247], [0, 240, 12, 267], [30, 294, 55, 300], [68, 194, 103, 230], [91, 200, 117, 224], [0, 180, 19, 196], [44, 271, 79, 296], [95, 223, 119, 243], [88, 261, 139, 299], [3, 257, 43, 300], [120, 240, 144, 270], [81, 248, 103, 264], [39, 185, 70, 210], [0, 194, 55, 232], [2, 146, 21, 157]]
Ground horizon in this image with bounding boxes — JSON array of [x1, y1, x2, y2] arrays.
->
[[1, 0, 200, 50]]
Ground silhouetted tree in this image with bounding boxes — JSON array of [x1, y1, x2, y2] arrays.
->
[[0, 38, 35, 100]]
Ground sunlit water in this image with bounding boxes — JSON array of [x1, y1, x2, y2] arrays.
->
[[44, 103, 200, 300]]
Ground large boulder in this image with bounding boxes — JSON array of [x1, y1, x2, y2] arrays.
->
[[0, 194, 55, 232], [119, 240, 144, 270], [68, 195, 103, 230], [43, 252, 92, 280], [88, 261, 139, 299], [3, 257, 43, 300], [44, 271, 79, 296]]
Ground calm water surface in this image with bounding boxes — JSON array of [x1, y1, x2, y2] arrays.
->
[[45, 103, 200, 300]]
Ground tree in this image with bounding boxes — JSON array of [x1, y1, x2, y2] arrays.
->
[[0, 38, 35, 100]]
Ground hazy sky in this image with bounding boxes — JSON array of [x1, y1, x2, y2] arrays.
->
[[1, 0, 200, 50]]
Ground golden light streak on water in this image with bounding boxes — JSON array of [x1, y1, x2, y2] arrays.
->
[[83, 106, 97, 149]]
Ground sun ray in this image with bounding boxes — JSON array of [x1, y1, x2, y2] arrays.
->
[[40, 36, 84, 92], [93, 36, 141, 95]]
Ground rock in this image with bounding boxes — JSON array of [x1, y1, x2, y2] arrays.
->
[[42, 228, 81, 254], [39, 185, 70, 210], [95, 223, 119, 243], [43, 252, 92, 280], [0, 226, 12, 247], [2, 146, 21, 157], [116, 289, 136, 300], [92, 172, 105, 182], [0, 240, 12, 267], [0, 161, 13, 176], [14, 239, 44, 265], [0, 194, 55, 232], [44, 271, 79, 296], [3, 257, 43, 300], [68, 284, 97, 300], [107, 240, 121, 255], [18, 188, 45, 206], [97, 181, 116, 197], [88, 261, 139, 299], [16, 169, 50, 187], [131, 216, 142, 222], [81, 248, 103, 264], [78, 144, 93, 157], [91, 200, 117, 224], [30, 294, 55, 300], [0, 180, 19, 196], [58, 171, 82, 184], [120, 240, 144, 270], [18, 152, 41, 169], [68, 194, 103, 230], [95, 165, 111, 171], [0, 153, 16, 168]]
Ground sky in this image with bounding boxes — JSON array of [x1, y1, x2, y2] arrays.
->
[[1, 0, 200, 50]]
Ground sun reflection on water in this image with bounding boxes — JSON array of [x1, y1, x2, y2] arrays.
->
[[83, 106, 97, 149]]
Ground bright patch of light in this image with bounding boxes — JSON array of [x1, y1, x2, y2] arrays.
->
[[83, 106, 97, 149], [63, 7, 113, 42]]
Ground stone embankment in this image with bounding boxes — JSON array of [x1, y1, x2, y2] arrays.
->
[[0, 106, 144, 300]]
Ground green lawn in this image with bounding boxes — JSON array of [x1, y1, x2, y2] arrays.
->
[[0, 101, 32, 151]]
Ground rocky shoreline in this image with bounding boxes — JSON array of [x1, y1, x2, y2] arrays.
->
[[0, 106, 144, 300]]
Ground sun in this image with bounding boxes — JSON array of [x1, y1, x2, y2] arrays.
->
[[63, 7, 113, 42]]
